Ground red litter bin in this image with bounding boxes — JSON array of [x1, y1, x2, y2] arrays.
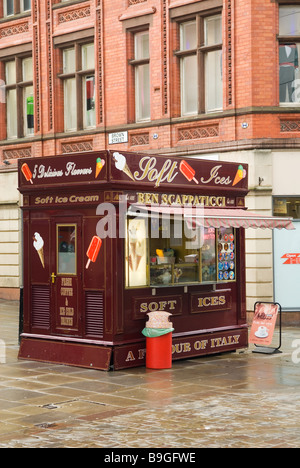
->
[[142, 312, 174, 369]]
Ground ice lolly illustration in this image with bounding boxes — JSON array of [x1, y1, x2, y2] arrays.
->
[[179, 160, 199, 184], [232, 165, 245, 186], [113, 152, 135, 181], [95, 158, 105, 179], [33, 233, 45, 268], [86, 236, 102, 269], [21, 163, 33, 184]]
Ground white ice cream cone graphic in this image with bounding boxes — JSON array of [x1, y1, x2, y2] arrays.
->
[[33, 233, 45, 268], [113, 152, 135, 181]]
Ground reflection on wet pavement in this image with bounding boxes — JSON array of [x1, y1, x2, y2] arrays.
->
[[0, 299, 300, 448]]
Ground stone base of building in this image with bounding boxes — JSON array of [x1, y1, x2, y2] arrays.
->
[[0, 288, 20, 301]]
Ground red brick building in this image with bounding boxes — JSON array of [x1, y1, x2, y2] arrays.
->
[[0, 0, 300, 320]]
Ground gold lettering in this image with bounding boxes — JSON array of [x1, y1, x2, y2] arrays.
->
[[197, 294, 227, 309], [137, 193, 227, 207], [159, 301, 168, 310], [61, 317, 73, 326], [211, 296, 218, 306], [140, 303, 148, 313], [125, 351, 135, 362], [155, 160, 172, 187], [168, 300, 177, 310], [161, 194, 168, 204], [62, 278, 72, 287], [172, 342, 191, 354], [219, 295, 226, 305], [138, 348, 146, 360], [139, 300, 177, 313], [61, 288, 73, 297], [137, 193, 145, 204], [66, 307, 74, 316], [148, 302, 159, 312], [201, 165, 232, 186], [167, 161, 179, 183], [233, 335, 240, 344], [134, 157, 179, 188], [167, 194, 176, 205], [194, 340, 209, 350], [183, 342, 191, 352], [203, 297, 211, 307]]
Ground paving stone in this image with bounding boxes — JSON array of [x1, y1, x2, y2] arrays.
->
[[0, 299, 300, 448]]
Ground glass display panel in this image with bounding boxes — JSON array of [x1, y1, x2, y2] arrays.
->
[[57, 225, 77, 275], [5, 61, 16, 86], [6, 89, 17, 139], [82, 44, 95, 70], [181, 55, 198, 115], [63, 48, 75, 74], [180, 21, 197, 51], [201, 227, 216, 282], [135, 64, 150, 121], [64, 78, 77, 131], [125, 216, 236, 288], [205, 15, 222, 46], [205, 50, 223, 111], [24, 86, 34, 136], [83, 75, 96, 128], [135, 31, 149, 60], [217, 227, 236, 282], [279, 6, 300, 36], [125, 218, 148, 288]]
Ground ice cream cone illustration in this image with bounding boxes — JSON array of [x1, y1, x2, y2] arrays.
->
[[232, 165, 246, 186], [33, 233, 45, 268], [95, 158, 105, 179], [113, 152, 135, 181], [135, 241, 144, 271]]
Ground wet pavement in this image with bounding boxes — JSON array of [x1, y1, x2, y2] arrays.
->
[[0, 299, 300, 448]]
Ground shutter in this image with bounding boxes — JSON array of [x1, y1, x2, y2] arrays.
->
[[85, 291, 104, 338], [32, 285, 50, 329]]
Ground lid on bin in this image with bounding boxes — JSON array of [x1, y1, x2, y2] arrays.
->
[[146, 311, 173, 329]]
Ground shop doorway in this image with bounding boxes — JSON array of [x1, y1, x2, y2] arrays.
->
[[51, 217, 82, 336]]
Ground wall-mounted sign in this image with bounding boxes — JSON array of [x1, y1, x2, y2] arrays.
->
[[281, 253, 300, 264], [108, 131, 128, 145], [19, 151, 248, 193]]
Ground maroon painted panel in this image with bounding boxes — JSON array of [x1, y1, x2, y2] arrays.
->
[[113, 327, 248, 370], [18, 338, 112, 371], [18, 151, 249, 194]]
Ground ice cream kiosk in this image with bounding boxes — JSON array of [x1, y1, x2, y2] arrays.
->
[[18, 151, 294, 370]]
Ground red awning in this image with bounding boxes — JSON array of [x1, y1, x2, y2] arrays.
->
[[128, 205, 295, 230]]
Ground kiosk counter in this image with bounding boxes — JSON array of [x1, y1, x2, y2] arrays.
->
[[17, 151, 294, 370]]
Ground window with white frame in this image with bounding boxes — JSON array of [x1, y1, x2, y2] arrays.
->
[[279, 6, 300, 105], [5, 56, 33, 139], [133, 31, 150, 122], [176, 13, 223, 115], [60, 42, 95, 132], [3, 0, 31, 17]]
